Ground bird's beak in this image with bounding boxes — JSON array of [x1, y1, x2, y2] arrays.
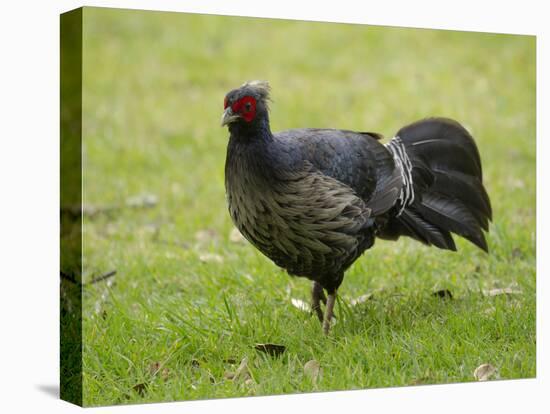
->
[[221, 107, 239, 126]]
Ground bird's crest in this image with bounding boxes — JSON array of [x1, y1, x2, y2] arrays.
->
[[241, 80, 271, 102]]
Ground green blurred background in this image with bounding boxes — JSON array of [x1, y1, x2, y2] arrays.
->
[[80, 7, 535, 406]]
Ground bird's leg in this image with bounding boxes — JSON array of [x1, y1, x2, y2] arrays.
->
[[322, 291, 337, 335], [311, 281, 327, 322]]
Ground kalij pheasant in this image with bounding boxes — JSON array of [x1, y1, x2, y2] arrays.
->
[[222, 81, 492, 334]]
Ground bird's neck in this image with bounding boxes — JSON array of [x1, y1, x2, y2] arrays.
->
[[228, 116, 273, 142]]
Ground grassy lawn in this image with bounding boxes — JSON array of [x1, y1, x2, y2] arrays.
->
[[79, 7, 536, 406]]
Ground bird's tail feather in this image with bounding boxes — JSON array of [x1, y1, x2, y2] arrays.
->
[[379, 118, 492, 252]]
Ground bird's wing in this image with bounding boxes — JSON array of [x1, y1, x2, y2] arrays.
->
[[364, 162, 402, 216], [274, 128, 401, 217]]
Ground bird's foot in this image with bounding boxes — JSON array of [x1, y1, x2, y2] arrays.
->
[[322, 292, 336, 335], [311, 281, 327, 322]]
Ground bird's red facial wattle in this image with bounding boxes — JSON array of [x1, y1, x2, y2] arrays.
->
[[230, 96, 257, 122], [222, 96, 257, 125]]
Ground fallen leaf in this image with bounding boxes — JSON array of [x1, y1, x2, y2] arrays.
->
[[254, 343, 286, 357], [224, 371, 235, 380], [304, 360, 322, 382], [291, 298, 336, 324], [483, 287, 522, 297], [474, 363, 496, 381], [149, 362, 161, 376], [349, 289, 384, 305], [149, 362, 170, 381], [291, 298, 311, 312], [199, 253, 224, 264], [432, 289, 453, 299], [409, 377, 430, 386], [132, 383, 147, 396], [233, 357, 252, 382], [195, 229, 220, 243], [482, 305, 496, 315], [126, 193, 158, 208], [350, 293, 374, 306], [229, 228, 247, 244]]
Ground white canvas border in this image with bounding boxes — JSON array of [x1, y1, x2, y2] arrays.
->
[[0, 1, 546, 413]]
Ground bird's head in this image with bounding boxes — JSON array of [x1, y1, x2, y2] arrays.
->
[[221, 81, 271, 130]]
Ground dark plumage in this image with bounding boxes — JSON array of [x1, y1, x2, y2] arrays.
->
[[222, 81, 492, 334]]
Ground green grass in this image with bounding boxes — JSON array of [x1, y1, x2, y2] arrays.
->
[[78, 7, 536, 406]]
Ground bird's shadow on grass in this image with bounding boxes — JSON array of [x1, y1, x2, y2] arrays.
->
[[36, 384, 59, 399]]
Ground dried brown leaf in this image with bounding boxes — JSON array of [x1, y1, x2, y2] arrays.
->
[[233, 357, 251, 382], [132, 383, 147, 396], [195, 229, 220, 243], [350, 293, 374, 306], [304, 360, 322, 382], [349, 289, 384, 305], [149, 362, 161, 375], [254, 343, 286, 357], [409, 377, 430, 386], [148, 362, 170, 381], [482, 305, 496, 315], [483, 287, 522, 297], [474, 363, 496, 381], [199, 253, 224, 264], [126, 193, 158, 208], [432, 289, 453, 299]]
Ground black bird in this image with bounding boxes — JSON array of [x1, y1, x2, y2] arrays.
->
[[222, 81, 492, 334]]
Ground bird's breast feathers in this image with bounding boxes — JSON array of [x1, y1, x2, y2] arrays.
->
[[226, 160, 373, 277]]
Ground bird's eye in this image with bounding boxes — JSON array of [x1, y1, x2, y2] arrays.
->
[[245, 102, 252, 111]]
